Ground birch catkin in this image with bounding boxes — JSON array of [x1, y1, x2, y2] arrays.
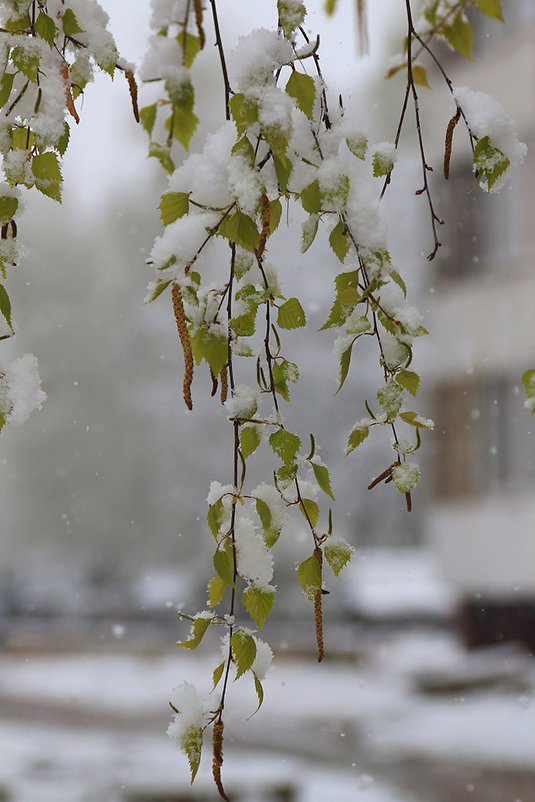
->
[[212, 721, 229, 801], [193, 0, 206, 49], [171, 283, 194, 410], [313, 546, 324, 663], [220, 365, 228, 404], [444, 108, 461, 179]]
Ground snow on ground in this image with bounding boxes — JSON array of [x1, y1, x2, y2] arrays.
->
[[0, 627, 534, 800]]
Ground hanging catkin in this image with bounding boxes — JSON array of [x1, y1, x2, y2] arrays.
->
[[313, 546, 324, 663], [171, 283, 194, 410], [444, 108, 461, 179], [212, 721, 229, 801]]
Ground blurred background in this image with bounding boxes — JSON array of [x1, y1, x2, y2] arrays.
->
[[0, 1, 534, 800]]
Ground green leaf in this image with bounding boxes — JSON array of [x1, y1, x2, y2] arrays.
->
[[177, 31, 201, 69], [273, 152, 292, 192], [191, 328, 228, 376], [299, 498, 319, 528], [324, 537, 354, 576], [424, 0, 439, 24], [311, 462, 334, 500], [242, 582, 274, 630], [346, 134, 367, 160], [219, 211, 260, 252], [473, 136, 509, 191], [278, 0, 306, 38], [444, 12, 473, 60], [300, 179, 322, 214], [159, 192, 189, 225], [412, 64, 430, 88], [324, 0, 338, 15], [297, 554, 321, 600], [301, 214, 319, 253], [208, 576, 227, 607], [171, 103, 199, 150], [32, 152, 62, 201], [269, 429, 301, 464], [232, 134, 256, 167], [139, 103, 157, 136], [389, 269, 407, 298], [249, 672, 264, 718], [345, 424, 369, 456], [268, 198, 282, 235], [148, 142, 175, 173], [256, 497, 281, 548], [329, 220, 350, 262], [395, 369, 420, 397], [255, 496, 271, 526], [391, 462, 420, 493], [12, 45, 39, 82], [231, 309, 257, 337], [229, 93, 258, 137], [231, 630, 257, 679], [399, 411, 434, 429], [207, 497, 225, 536], [0, 284, 13, 330], [373, 150, 395, 178], [0, 196, 18, 224], [62, 8, 84, 36], [56, 122, 70, 156], [336, 343, 353, 394], [476, 0, 503, 22], [177, 615, 211, 649], [240, 425, 261, 458], [272, 359, 299, 402], [213, 544, 237, 589], [277, 297, 305, 329], [285, 71, 315, 119], [181, 724, 203, 784], [34, 11, 57, 47], [323, 174, 350, 210], [145, 279, 171, 303], [263, 123, 289, 160], [4, 13, 30, 32], [213, 662, 225, 690], [276, 462, 297, 487], [0, 73, 14, 109], [522, 369, 535, 413]]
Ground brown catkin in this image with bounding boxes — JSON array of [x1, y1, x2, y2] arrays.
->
[[444, 108, 461, 179], [125, 69, 140, 123], [313, 546, 324, 663], [257, 194, 271, 258], [172, 283, 194, 410], [193, 0, 206, 49], [212, 721, 230, 801], [220, 365, 228, 404]]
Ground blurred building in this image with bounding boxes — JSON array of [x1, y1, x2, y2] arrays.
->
[[426, 3, 535, 648]]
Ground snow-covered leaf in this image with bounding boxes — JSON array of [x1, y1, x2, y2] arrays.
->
[[231, 630, 257, 679], [242, 582, 274, 630]]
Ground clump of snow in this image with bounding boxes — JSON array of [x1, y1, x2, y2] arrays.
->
[[224, 385, 259, 420], [235, 516, 274, 584], [206, 481, 235, 507], [251, 635, 273, 680], [167, 681, 209, 746], [453, 86, 526, 190], [230, 29, 293, 91], [0, 354, 46, 425]]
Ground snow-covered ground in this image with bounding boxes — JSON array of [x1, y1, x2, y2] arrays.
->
[[0, 627, 534, 802]]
